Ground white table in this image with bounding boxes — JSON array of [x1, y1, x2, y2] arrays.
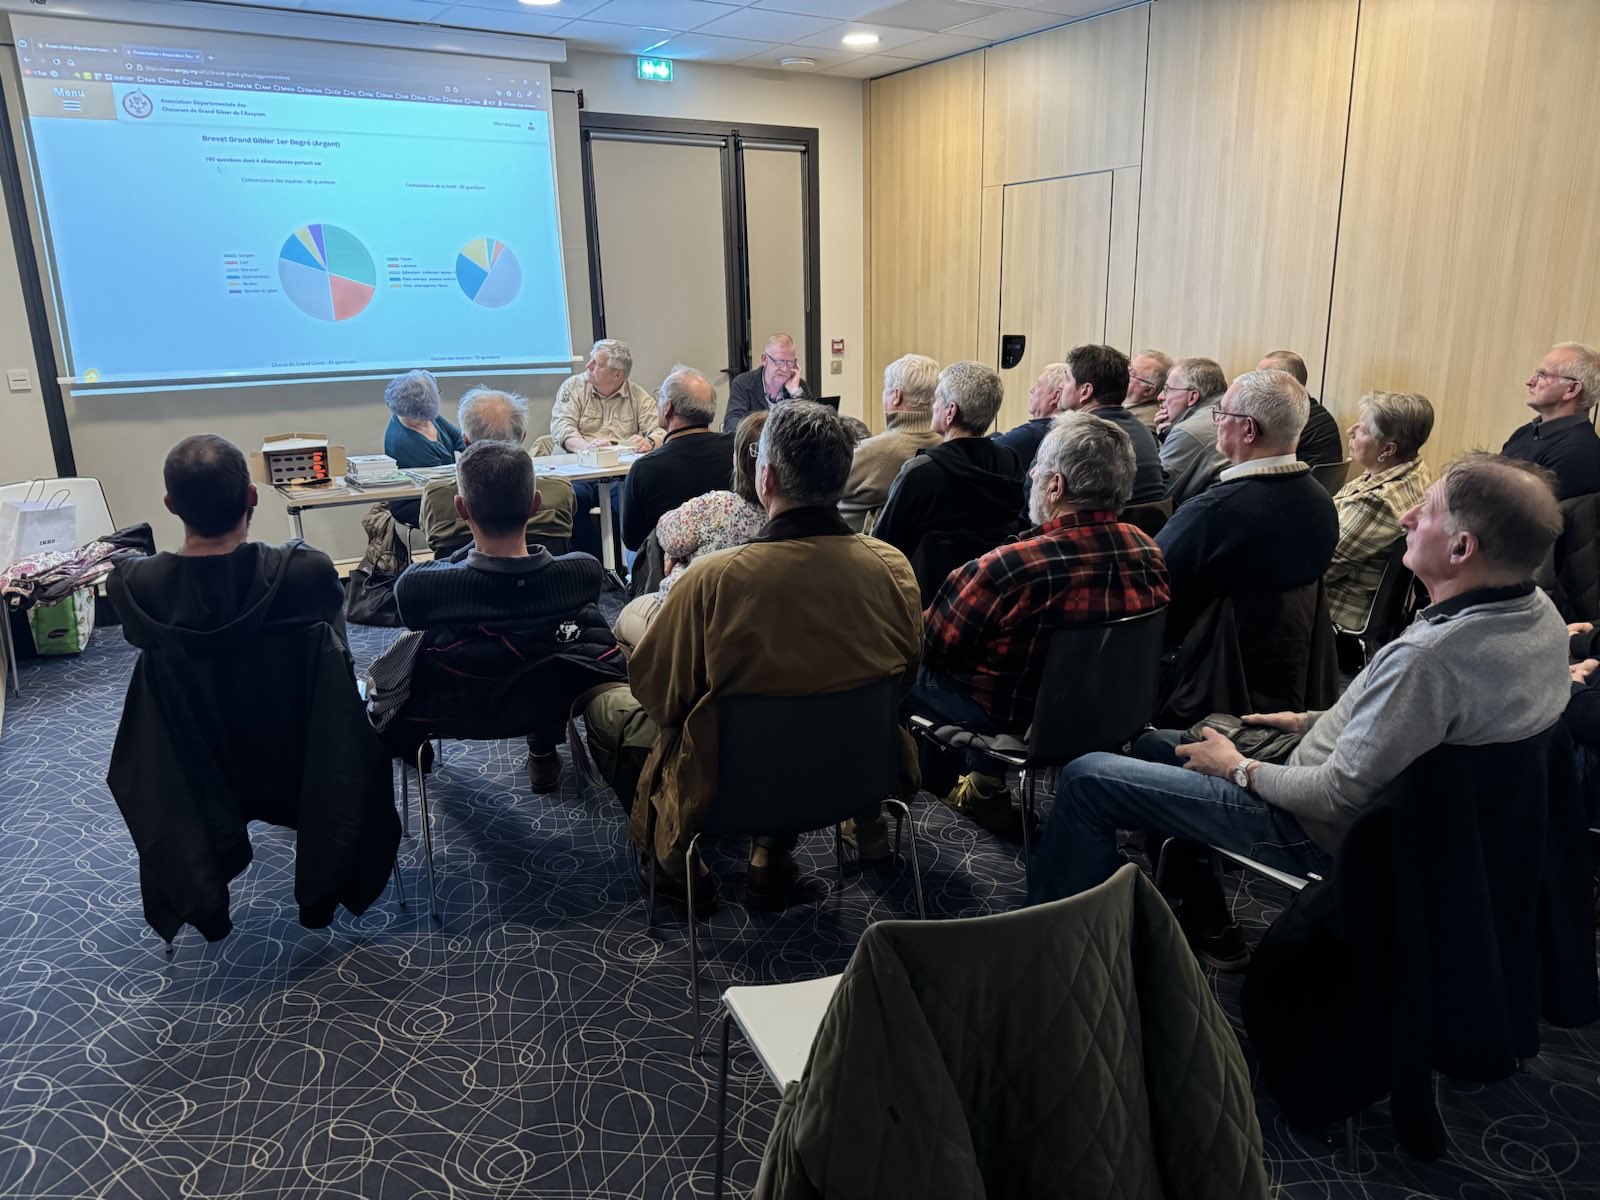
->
[[275, 452, 639, 573]]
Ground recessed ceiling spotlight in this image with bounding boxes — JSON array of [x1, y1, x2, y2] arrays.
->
[[518, 0, 561, 6], [779, 56, 817, 68], [841, 32, 880, 48]]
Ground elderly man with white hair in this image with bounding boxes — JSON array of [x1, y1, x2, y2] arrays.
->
[[721, 332, 814, 433], [420, 387, 576, 558], [1122, 349, 1174, 432], [1502, 341, 1600, 500], [620, 366, 734, 550], [991, 362, 1068, 480], [914, 411, 1171, 834], [1155, 368, 1339, 644], [552, 339, 663, 557], [838, 353, 943, 533], [1033, 453, 1569, 968]]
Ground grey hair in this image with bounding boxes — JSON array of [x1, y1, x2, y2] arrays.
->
[[457, 386, 529, 445], [384, 369, 441, 420], [756, 400, 855, 507], [1258, 349, 1309, 386], [1174, 357, 1228, 402], [590, 338, 633, 376], [883, 353, 940, 408], [1230, 369, 1309, 449], [937, 361, 1004, 435], [1039, 410, 1135, 511], [1040, 362, 1070, 392], [1133, 349, 1175, 376], [1553, 342, 1600, 412], [1442, 452, 1562, 577], [1358, 390, 1434, 461], [658, 364, 718, 426]]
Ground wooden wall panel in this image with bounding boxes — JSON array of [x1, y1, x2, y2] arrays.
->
[[976, 184, 1004, 371], [1105, 166, 1140, 352], [981, 5, 1147, 187], [1133, 0, 1358, 383], [865, 52, 986, 430], [1324, 0, 1600, 465]]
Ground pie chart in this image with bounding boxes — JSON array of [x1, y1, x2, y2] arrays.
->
[[278, 223, 377, 322], [456, 238, 522, 308]]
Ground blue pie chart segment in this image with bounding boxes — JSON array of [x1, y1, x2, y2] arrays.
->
[[456, 238, 522, 308]]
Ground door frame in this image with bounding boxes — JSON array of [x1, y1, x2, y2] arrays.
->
[[578, 112, 821, 391]]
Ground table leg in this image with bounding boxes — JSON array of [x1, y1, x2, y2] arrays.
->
[[596, 479, 625, 587], [288, 508, 305, 541]]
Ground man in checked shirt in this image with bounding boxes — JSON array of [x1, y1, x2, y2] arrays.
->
[[911, 410, 1171, 835]]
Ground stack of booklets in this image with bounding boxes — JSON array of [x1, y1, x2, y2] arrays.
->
[[345, 454, 412, 489], [404, 464, 457, 485]]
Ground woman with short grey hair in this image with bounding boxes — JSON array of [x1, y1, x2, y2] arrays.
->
[[1325, 389, 1435, 633], [382, 368, 466, 523]]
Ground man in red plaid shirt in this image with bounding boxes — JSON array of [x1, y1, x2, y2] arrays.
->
[[912, 410, 1171, 833]]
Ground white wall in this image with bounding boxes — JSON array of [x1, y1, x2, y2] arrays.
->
[[0, 35, 866, 553]]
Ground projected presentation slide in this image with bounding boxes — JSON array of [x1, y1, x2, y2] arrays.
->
[[13, 16, 572, 387]]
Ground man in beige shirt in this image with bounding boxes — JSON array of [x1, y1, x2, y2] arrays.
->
[[838, 353, 942, 533], [551, 338, 663, 557]]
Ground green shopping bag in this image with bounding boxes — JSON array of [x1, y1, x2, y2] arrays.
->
[[28, 588, 94, 656]]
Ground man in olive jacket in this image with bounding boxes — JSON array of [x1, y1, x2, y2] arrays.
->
[[584, 402, 923, 909]]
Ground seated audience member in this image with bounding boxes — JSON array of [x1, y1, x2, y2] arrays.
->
[[873, 361, 1023, 572], [991, 362, 1068, 478], [1031, 454, 1570, 964], [552, 339, 664, 558], [1325, 390, 1435, 632], [1123, 349, 1174, 432], [371, 442, 620, 793], [421, 387, 576, 557], [383, 369, 466, 525], [582, 402, 922, 909], [839, 353, 942, 533], [722, 332, 814, 432], [1502, 342, 1600, 500], [1058, 344, 1166, 504], [614, 411, 767, 651], [620, 366, 732, 551], [914, 411, 1171, 833], [111, 434, 347, 648], [1156, 369, 1339, 642], [1158, 357, 1230, 505], [1257, 350, 1342, 467]]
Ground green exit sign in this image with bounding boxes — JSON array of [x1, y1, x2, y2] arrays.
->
[[637, 56, 674, 82]]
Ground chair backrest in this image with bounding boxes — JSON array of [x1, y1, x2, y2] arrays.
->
[[0, 476, 116, 545], [1122, 498, 1174, 538], [1348, 535, 1416, 645], [1028, 608, 1167, 765], [709, 677, 901, 837], [1310, 460, 1353, 497]]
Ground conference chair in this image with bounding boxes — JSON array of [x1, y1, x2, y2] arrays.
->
[[1534, 491, 1600, 623], [909, 608, 1167, 885], [1310, 460, 1353, 496], [1333, 535, 1418, 665], [715, 865, 1265, 1199], [1122, 497, 1174, 538], [655, 677, 926, 1050]]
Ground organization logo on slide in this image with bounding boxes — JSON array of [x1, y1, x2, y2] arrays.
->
[[278, 224, 378, 322], [121, 90, 153, 119], [456, 238, 522, 308]]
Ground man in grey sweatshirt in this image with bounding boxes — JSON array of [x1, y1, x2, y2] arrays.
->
[[1029, 452, 1571, 963]]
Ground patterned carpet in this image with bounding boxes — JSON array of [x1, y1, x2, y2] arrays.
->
[[0, 618, 1597, 1199]]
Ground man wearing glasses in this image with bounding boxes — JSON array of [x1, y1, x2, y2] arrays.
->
[[1156, 357, 1230, 505], [1155, 368, 1338, 644], [1502, 342, 1600, 500], [1122, 349, 1174, 432], [721, 332, 814, 433]]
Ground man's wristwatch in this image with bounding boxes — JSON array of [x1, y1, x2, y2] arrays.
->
[[1231, 758, 1256, 789]]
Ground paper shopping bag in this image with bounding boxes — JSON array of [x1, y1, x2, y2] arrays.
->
[[0, 486, 76, 567]]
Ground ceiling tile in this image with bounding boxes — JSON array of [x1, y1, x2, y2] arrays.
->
[[444, 0, 609, 16], [861, 0, 1005, 32], [735, 43, 860, 69], [432, 5, 572, 34], [295, 0, 453, 19], [792, 21, 932, 52], [945, 6, 1070, 39], [556, 18, 679, 52], [649, 31, 785, 62], [583, 0, 737, 30], [1004, 0, 1123, 13], [694, 8, 839, 41], [749, 0, 896, 17], [881, 30, 987, 59], [817, 51, 909, 77]]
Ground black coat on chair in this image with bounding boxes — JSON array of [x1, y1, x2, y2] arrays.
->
[[1241, 726, 1599, 1159]]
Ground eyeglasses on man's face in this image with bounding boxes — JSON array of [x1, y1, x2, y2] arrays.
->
[[1212, 406, 1255, 428], [764, 354, 798, 369], [1533, 368, 1580, 385], [1159, 384, 1195, 397], [1131, 374, 1165, 390]]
